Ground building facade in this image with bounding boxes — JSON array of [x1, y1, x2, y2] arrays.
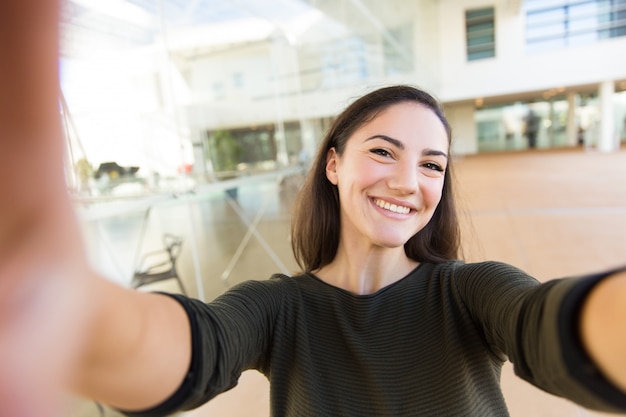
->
[[60, 0, 626, 185]]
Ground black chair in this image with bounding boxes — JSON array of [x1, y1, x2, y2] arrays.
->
[[131, 234, 187, 295]]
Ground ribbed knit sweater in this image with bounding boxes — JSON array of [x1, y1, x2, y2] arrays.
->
[[123, 260, 626, 416]]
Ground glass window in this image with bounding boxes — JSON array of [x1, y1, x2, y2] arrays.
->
[[475, 98, 583, 152], [466, 7, 496, 61], [525, 0, 626, 52]]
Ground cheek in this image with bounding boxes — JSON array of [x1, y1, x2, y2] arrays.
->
[[358, 165, 382, 185], [340, 158, 379, 187], [423, 179, 445, 206]]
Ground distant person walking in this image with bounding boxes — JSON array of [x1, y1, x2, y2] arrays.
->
[[524, 108, 541, 149]]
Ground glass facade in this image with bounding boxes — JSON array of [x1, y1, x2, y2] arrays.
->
[[476, 99, 572, 152], [60, 0, 416, 198], [475, 90, 626, 153], [525, 0, 626, 52]]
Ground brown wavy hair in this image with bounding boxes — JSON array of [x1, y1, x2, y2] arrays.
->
[[290, 85, 460, 272]]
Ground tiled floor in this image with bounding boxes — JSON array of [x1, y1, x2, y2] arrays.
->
[[73, 146, 626, 417]]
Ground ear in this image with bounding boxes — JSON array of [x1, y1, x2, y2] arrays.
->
[[325, 147, 338, 185]]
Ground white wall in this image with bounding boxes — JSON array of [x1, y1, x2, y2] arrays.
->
[[436, 0, 626, 102], [445, 102, 479, 155]]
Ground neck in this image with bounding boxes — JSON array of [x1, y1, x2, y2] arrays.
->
[[314, 244, 418, 295]]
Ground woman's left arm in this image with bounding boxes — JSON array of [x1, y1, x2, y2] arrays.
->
[[581, 270, 626, 392]]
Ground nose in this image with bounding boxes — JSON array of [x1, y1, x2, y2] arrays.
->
[[388, 160, 418, 194]]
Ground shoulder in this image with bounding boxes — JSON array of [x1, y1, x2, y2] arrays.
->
[[429, 260, 540, 291], [432, 259, 534, 278], [216, 273, 301, 303], [167, 275, 303, 328]]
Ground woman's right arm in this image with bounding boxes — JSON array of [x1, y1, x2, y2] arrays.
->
[[0, 1, 193, 415], [73, 277, 193, 412]]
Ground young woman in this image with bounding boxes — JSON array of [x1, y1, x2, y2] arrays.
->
[[1, 2, 625, 416]]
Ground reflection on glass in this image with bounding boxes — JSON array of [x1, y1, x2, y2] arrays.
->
[[60, 0, 417, 199]]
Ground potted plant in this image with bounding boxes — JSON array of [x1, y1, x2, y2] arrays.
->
[[208, 129, 243, 199]]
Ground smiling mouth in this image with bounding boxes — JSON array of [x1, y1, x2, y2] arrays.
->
[[373, 198, 411, 214]]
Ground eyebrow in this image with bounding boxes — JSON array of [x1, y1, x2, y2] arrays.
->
[[423, 148, 449, 159], [365, 135, 448, 159]]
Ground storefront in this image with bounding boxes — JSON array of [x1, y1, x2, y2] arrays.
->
[[475, 88, 626, 152]]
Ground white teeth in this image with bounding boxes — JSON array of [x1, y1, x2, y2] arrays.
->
[[374, 199, 411, 214]]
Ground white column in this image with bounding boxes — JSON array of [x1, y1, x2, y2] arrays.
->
[[566, 92, 577, 147], [598, 81, 616, 152], [446, 103, 478, 155]]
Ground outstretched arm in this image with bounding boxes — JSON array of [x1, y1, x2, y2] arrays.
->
[[72, 281, 193, 411], [581, 271, 626, 392], [0, 0, 193, 415]]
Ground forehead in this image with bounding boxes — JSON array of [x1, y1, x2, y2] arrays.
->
[[352, 102, 449, 150]]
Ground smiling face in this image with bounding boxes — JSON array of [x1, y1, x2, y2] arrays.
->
[[325, 102, 449, 251]]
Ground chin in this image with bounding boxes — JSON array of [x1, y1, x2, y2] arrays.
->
[[374, 236, 413, 249]]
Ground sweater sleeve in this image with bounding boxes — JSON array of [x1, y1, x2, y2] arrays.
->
[[119, 277, 287, 417], [448, 261, 626, 413]]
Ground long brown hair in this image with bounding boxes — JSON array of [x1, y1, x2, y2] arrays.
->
[[291, 85, 460, 272]]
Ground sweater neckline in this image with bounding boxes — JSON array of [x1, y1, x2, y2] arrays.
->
[[303, 263, 426, 299]]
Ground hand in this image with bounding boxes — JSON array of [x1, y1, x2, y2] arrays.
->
[[581, 270, 626, 393], [0, 1, 96, 415]]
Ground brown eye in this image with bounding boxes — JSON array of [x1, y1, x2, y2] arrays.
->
[[371, 148, 392, 158], [423, 162, 444, 172]]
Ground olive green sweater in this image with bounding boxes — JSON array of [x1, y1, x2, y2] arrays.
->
[[124, 261, 626, 416]]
